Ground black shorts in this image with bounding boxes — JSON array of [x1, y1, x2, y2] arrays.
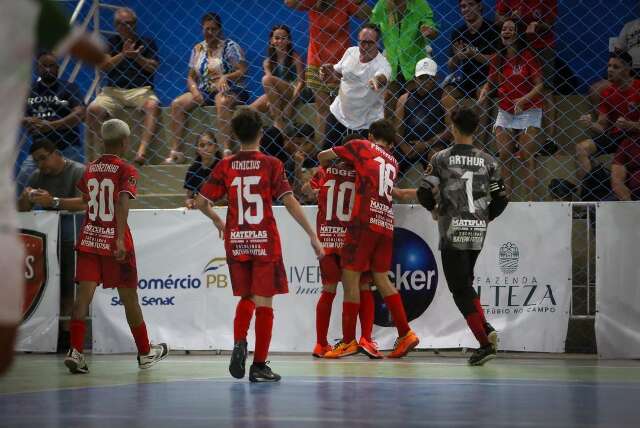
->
[[593, 133, 627, 156]]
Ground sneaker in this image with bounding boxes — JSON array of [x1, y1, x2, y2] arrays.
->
[[468, 344, 496, 366], [229, 340, 248, 379], [64, 348, 89, 374], [485, 322, 499, 351], [387, 330, 420, 358], [312, 343, 333, 358], [358, 337, 383, 359], [249, 362, 281, 383], [323, 339, 359, 359], [137, 343, 169, 369]]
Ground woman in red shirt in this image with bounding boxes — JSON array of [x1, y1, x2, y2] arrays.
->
[[479, 18, 544, 199]]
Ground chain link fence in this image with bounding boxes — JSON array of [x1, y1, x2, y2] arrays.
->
[[17, 0, 638, 351]]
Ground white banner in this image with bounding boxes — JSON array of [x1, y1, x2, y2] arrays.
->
[[596, 203, 640, 359], [93, 203, 572, 353], [16, 211, 60, 352]]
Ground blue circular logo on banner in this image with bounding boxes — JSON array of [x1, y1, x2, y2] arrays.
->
[[374, 227, 438, 326]]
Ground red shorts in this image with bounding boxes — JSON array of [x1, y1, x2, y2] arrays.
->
[[228, 259, 288, 297], [341, 228, 393, 273], [320, 253, 373, 285], [75, 251, 138, 288]]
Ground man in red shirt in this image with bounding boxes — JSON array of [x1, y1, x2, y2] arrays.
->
[[318, 119, 419, 359], [64, 119, 168, 374], [577, 52, 640, 198], [309, 159, 380, 359], [197, 107, 323, 382], [612, 137, 640, 201]]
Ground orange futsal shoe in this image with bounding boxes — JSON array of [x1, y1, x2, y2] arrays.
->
[[387, 330, 420, 358], [323, 340, 359, 359], [358, 337, 383, 359], [312, 343, 333, 358]]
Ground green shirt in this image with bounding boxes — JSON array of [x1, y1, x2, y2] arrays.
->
[[371, 0, 438, 81]]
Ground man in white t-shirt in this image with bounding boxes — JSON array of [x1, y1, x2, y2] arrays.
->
[[320, 23, 392, 150]]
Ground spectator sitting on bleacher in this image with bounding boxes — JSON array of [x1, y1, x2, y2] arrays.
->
[[319, 23, 391, 149], [250, 25, 312, 131], [441, 0, 500, 133], [184, 130, 220, 209], [496, 0, 559, 145], [370, 0, 439, 119], [576, 52, 640, 199], [612, 136, 640, 201], [478, 18, 544, 200], [166, 12, 249, 164], [17, 139, 85, 212], [86, 7, 160, 166], [394, 57, 450, 186], [284, 123, 319, 204], [284, 0, 371, 145], [590, 14, 640, 110], [18, 51, 85, 194]]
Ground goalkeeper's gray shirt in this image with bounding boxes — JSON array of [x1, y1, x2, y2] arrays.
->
[[420, 144, 501, 251]]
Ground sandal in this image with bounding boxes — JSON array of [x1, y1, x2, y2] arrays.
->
[[163, 150, 186, 165]]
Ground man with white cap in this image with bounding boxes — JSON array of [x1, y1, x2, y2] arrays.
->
[[64, 118, 168, 374], [395, 57, 451, 186]]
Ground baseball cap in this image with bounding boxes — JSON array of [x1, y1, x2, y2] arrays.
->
[[415, 57, 437, 77], [101, 118, 131, 140]]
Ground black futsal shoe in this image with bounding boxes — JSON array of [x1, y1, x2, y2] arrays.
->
[[468, 344, 497, 366], [249, 362, 281, 383], [229, 340, 248, 379]]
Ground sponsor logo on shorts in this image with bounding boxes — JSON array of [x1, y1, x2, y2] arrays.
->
[[374, 227, 438, 326], [20, 229, 48, 322]]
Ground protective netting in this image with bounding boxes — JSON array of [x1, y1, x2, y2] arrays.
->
[[17, 0, 635, 352], [15, 0, 638, 211]]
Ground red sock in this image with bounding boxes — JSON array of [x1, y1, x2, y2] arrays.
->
[[342, 302, 359, 343], [359, 290, 374, 342], [234, 297, 256, 342], [253, 307, 274, 364], [70, 319, 86, 353], [131, 322, 151, 355], [384, 293, 410, 337], [466, 312, 489, 347], [316, 291, 335, 346], [473, 298, 487, 325]]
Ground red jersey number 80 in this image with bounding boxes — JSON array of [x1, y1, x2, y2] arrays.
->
[[87, 178, 115, 222]]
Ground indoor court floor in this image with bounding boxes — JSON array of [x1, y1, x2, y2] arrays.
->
[[1, 352, 640, 427]]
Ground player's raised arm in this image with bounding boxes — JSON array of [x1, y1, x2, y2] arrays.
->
[[317, 148, 338, 168], [281, 193, 324, 259]]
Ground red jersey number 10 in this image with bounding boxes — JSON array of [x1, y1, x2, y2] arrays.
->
[[324, 179, 355, 222]]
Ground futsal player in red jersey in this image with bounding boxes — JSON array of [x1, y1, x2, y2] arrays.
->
[[318, 119, 420, 359], [196, 107, 324, 382], [309, 160, 381, 359], [64, 119, 168, 374]]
